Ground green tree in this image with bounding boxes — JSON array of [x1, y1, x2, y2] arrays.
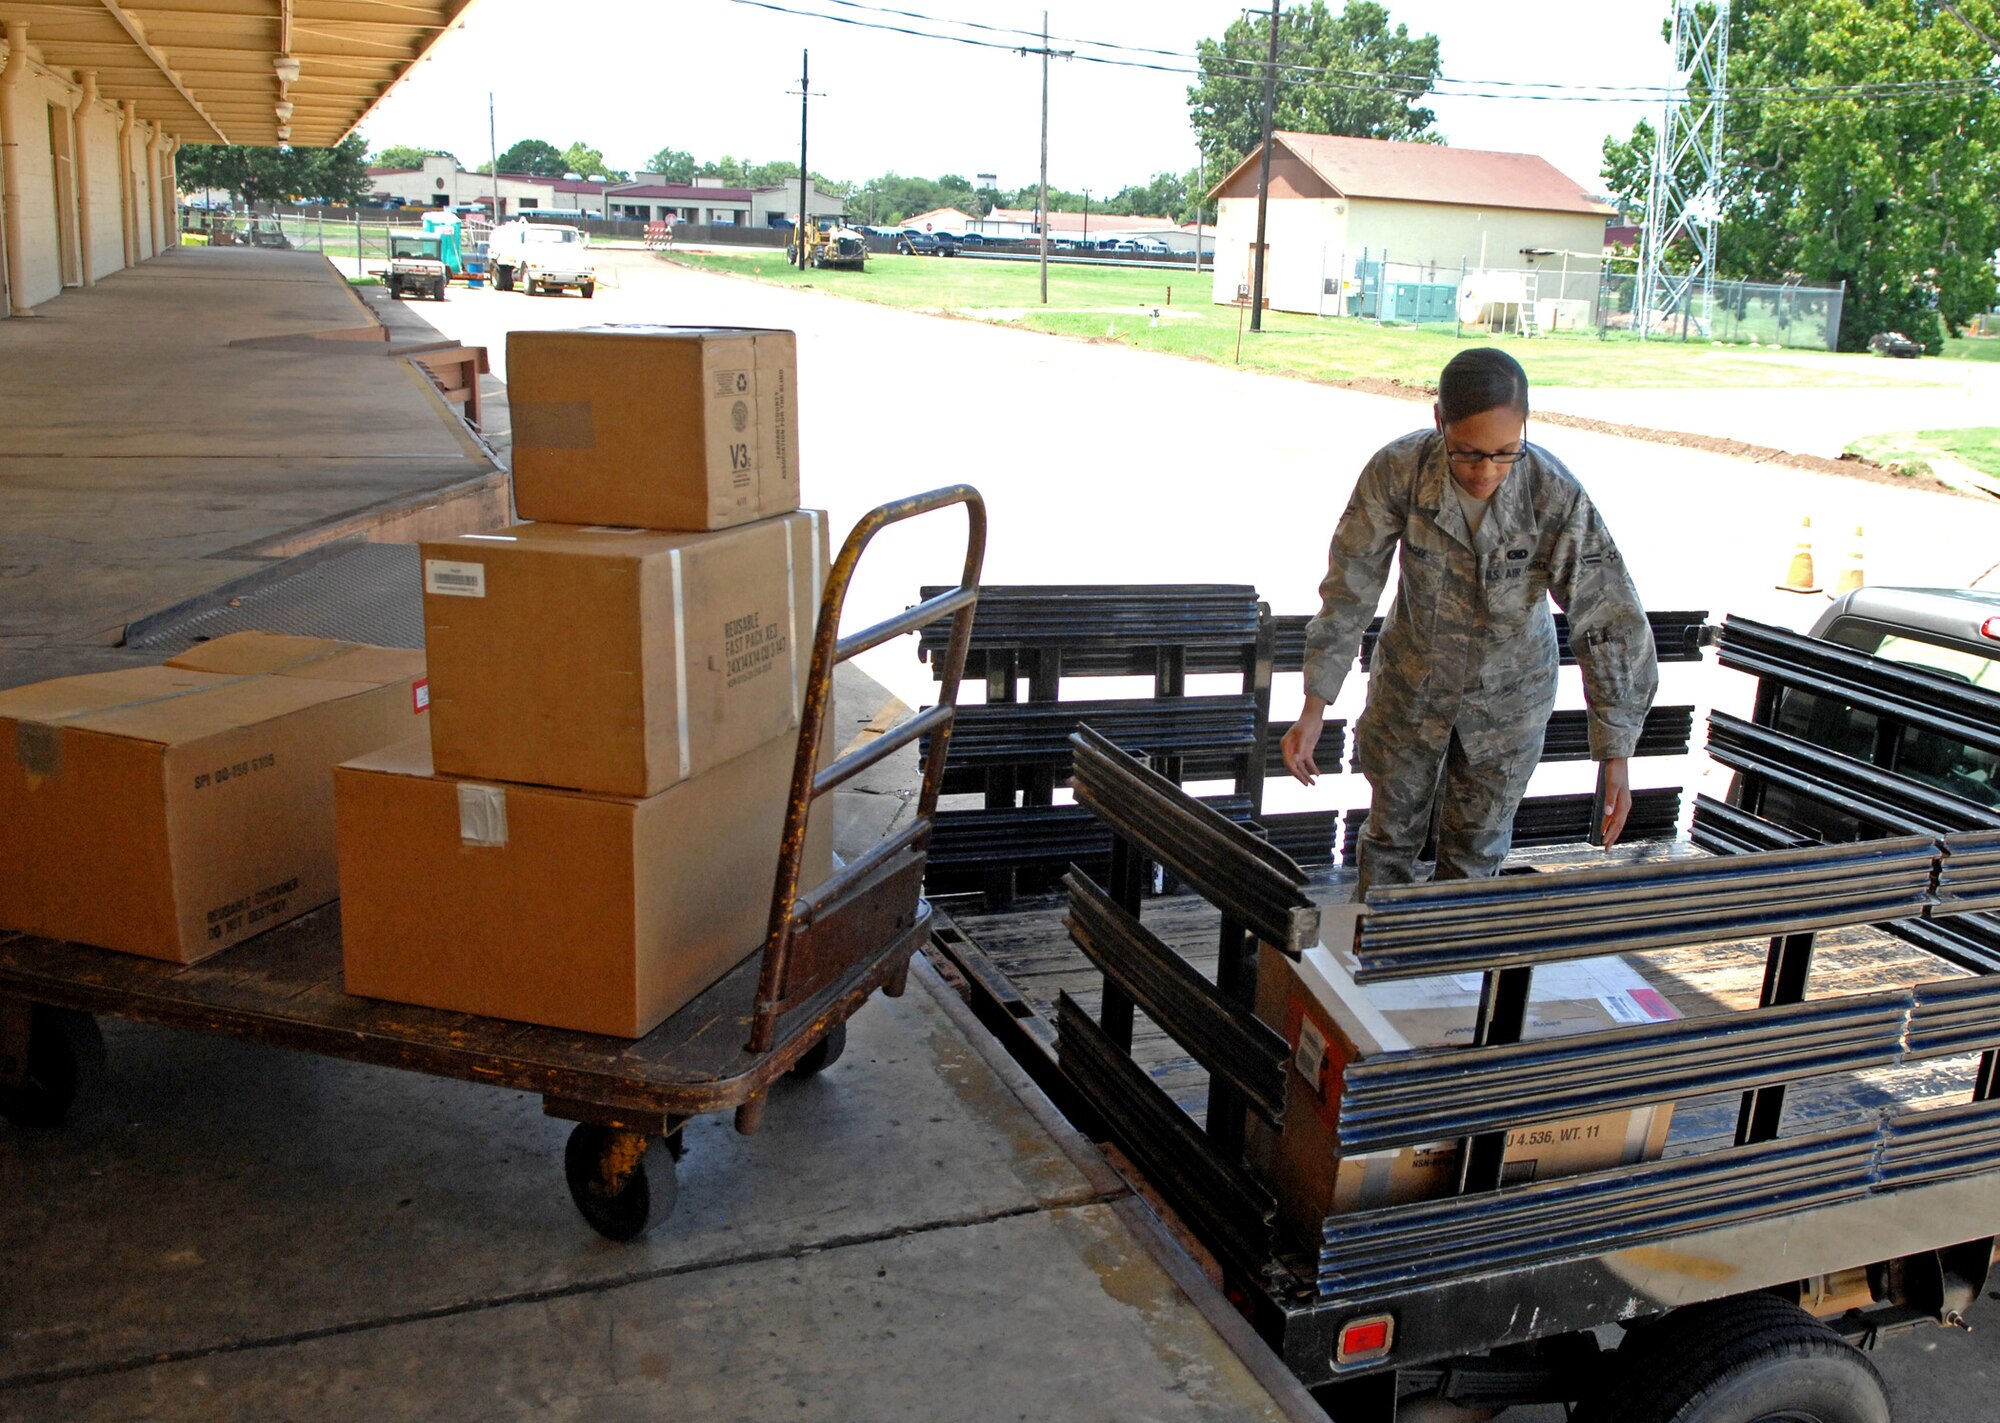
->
[[495, 138, 566, 177], [369, 144, 454, 170], [178, 134, 370, 206], [1605, 1, 2000, 351], [559, 141, 625, 180], [1188, 1, 1442, 171], [848, 173, 970, 225], [747, 159, 800, 187], [645, 147, 696, 183], [1111, 171, 1206, 222], [699, 155, 749, 185], [1598, 120, 1656, 222], [1940, 1, 2000, 59]]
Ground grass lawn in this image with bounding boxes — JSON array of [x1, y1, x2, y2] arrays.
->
[[666, 248, 1980, 392], [1942, 334, 2000, 363], [1847, 427, 2000, 488]]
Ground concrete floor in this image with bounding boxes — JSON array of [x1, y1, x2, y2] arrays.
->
[[0, 958, 1312, 1423], [0, 246, 502, 691]]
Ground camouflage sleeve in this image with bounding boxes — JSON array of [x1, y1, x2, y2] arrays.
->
[[1547, 490, 1659, 759], [1301, 449, 1410, 706]]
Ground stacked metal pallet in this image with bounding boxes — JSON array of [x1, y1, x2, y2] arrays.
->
[[1252, 605, 1707, 864], [1043, 728, 2000, 1391], [915, 584, 1340, 901], [1320, 832, 2000, 1302], [1707, 614, 2000, 974]]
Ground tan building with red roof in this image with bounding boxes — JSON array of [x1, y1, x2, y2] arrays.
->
[[1206, 132, 1615, 316]]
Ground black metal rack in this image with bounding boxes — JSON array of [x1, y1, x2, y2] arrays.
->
[[1043, 727, 2000, 1410]]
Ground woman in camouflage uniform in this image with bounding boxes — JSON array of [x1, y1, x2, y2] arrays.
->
[[1280, 348, 1657, 897]]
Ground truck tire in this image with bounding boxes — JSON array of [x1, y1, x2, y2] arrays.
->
[[580, 282, 595, 299], [1574, 1295, 1889, 1423], [495, 265, 513, 292]]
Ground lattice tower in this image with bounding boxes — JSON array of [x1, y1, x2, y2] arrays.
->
[[1637, 2, 1731, 340]]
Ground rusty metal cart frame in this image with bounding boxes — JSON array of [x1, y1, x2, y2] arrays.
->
[[0, 486, 986, 1240]]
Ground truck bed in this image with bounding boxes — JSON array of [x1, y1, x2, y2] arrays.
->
[[937, 836, 1984, 1157]]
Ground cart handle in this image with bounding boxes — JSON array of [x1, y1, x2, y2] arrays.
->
[[746, 485, 986, 1054]]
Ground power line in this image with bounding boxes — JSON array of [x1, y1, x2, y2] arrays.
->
[[724, 0, 2000, 107]]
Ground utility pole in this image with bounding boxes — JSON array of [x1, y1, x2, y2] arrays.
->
[[1018, 13, 1072, 304], [1193, 139, 1205, 275], [1249, 0, 1280, 332], [488, 93, 500, 221], [1082, 187, 1092, 243], [788, 50, 823, 267]]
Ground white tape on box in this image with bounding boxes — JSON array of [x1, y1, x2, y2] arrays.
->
[[670, 548, 691, 780], [456, 783, 508, 846], [785, 517, 801, 720]]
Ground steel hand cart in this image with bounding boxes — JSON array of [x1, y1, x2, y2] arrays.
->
[[0, 486, 985, 1240]]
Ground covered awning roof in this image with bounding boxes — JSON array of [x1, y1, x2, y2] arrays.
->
[[0, 0, 479, 147]]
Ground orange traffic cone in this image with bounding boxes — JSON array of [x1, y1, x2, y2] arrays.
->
[[1829, 524, 1866, 598], [1777, 516, 1822, 594]]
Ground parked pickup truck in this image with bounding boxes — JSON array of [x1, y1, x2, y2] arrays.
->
[[488, 219, 596, 297]]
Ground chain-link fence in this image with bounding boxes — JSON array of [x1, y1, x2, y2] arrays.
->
[[177, 209, 433, 275], [1330, 255, 1844, 351]]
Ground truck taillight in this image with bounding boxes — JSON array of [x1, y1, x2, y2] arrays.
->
[[1334, 1313, 1395, 1367], [1982, 617, 2000, 641]]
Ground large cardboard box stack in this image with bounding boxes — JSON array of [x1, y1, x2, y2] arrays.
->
[[336, 326, 833, 1039], [1252, 906, 1678, 1248], [0, 633, 428, 962]]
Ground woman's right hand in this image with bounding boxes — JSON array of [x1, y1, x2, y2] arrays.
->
[[1281, 703, 1327, 786]]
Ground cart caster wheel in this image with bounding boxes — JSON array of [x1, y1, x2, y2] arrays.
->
[[0, 1007, 106, 1129], [563, 1124, 675, 1241], [788, 1022, 848, 1079]]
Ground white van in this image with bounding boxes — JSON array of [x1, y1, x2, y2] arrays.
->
[[488, 219, 597, 297]]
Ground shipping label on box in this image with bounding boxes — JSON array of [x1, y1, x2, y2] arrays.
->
[[509, 326, 799, 532], [1252, 937, 1678, 1244], [421, 511, 827, 798], [0, 632, 427, 962]]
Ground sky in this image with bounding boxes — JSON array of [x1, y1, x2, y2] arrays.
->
[[361, 1, 1685, 198]]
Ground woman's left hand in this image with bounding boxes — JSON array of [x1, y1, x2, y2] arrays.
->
[[1599, 757, 1632, 848]]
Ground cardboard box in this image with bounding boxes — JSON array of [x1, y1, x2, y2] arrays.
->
[[509, 326, 800, 532], [335, 730, 834, 1038], [0, 633, 429, 962], [421, 511, 827, 798], [1253, 912, 1678, 1245]]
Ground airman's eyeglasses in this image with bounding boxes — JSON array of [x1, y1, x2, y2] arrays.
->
[[1445, 446, 1528, 467]]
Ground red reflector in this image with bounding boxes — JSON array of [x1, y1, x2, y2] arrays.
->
[[1335, 1313, 1396, 1367], [1982, 617, 2000, 641], [1342, 1320, 1390, 1354]]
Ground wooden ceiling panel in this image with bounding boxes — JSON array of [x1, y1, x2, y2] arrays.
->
[[0, 0, 478, 146]]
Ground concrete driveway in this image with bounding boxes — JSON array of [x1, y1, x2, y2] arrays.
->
[[1533, 349, 2000, 462]]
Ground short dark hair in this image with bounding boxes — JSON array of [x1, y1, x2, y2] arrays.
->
[[1437, 348, 1529, 424]]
